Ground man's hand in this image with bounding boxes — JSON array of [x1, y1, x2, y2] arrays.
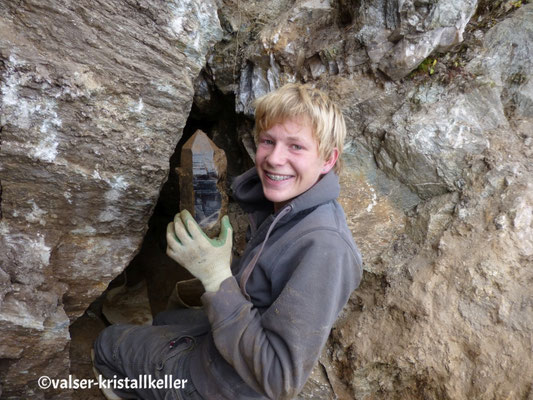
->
[[166, 210, 233, 292]]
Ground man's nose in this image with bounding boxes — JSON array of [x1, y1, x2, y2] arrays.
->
[[266, 144, 287, 166]]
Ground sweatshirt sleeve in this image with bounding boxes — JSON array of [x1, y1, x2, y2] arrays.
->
[[201, 230, 362, 400]]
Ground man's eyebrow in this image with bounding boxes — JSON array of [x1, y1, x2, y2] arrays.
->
[[285, 135, 305, 142], [260, 132, 306, 142]]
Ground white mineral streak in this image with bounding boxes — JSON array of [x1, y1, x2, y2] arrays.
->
[[71, 236, 135, 277], [0, 297, 45, 330], [511, 190, 533, 257], [99, 175, 130, 222], [33, 234, 51, 268], [299, 0, 331, 10], [92, 170, 103, 180], [366, 187, 378, 213], [129, 97, 144, 113], [25, 200, 48, 226], [155, 82, 180, 96], [33, 108, 61, 162], [0, 222, 51, 268], [104, 175, 129, 190], [168, 0, 222, 58], [0, 55, 62, 163], [267, 54, 281, 91], [71, 225, 97, 235]]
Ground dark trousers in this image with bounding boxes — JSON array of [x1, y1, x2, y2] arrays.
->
[[93, 309, 207, 400]]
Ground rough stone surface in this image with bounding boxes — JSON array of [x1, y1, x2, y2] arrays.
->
[[218, 0, 480, 119], [374, 82, 507, 199], [326, 5, 532, 400], [205, 1, 533, 399], [375, 0, 478, 80], [0, 0, 221, 398]]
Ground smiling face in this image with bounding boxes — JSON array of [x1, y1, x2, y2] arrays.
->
[[255, 117, 338, 211]]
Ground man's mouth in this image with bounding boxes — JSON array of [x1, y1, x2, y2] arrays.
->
[[266, 173, 293, 181]]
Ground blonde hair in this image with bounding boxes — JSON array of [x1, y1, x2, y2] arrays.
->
[[253, 83, 346, 174]]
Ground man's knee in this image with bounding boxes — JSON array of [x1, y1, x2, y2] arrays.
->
[[93, 324, 134, 375], [93, 327, 115, 371]]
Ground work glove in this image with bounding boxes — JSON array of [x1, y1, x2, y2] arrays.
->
[[166, 210, 233, 293]]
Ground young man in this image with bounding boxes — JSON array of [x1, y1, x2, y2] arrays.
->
[[93, 83, 362, 400]]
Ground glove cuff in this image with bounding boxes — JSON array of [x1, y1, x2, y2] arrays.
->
[[202, 268, 233, 293]]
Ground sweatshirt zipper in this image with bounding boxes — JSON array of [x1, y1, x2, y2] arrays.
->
[[239, 205, 293, 300]]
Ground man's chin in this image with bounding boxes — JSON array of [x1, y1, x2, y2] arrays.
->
[[264, 190, 293, 205]]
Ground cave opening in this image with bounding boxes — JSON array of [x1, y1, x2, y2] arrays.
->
[[68, 74, 254, 391], [117, 81, 253, 317]]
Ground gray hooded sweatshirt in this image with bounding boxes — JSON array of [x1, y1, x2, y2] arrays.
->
[[189, 167, 362, 399]]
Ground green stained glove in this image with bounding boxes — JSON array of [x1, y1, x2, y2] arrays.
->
[[166, 210, 233, 292]]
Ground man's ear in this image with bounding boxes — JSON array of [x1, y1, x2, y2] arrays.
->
[[321, 148, 339, 174]]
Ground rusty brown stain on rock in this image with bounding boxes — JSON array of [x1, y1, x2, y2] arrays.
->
[[338, 164, 408, 268]]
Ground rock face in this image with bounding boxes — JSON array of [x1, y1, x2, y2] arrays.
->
[[0, 0, 221, 398], [374, 0, 478, 80], [206, 1, 533, 399], [220, 0, 479, 119], [2, 0, 533, 399]]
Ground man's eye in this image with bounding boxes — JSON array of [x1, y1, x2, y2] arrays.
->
[[262, 139, 274, 145], [291, 144, 303, 150]]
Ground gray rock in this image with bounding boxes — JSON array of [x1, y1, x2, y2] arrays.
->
[[376, 82, 508, 199], [0, 0, 221, 397], [355, 0, 478, 80], [236, 54, 283, 116], [468, 3, 533, 119], [234, 0, 338, 114], [325, 5, 533, 400], [206, 0, 293, 96]]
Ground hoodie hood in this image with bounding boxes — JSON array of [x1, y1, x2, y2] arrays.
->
[[231, 167, 340, 218], [231, 167, 342, 300]]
